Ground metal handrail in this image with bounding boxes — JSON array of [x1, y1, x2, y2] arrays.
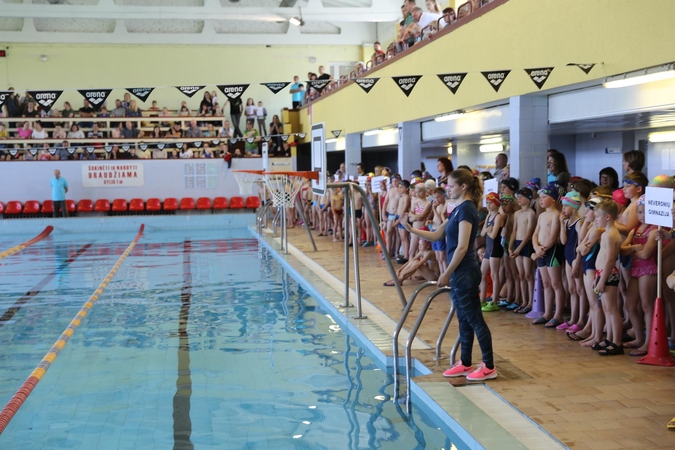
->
[[326, 182, 407, 314]]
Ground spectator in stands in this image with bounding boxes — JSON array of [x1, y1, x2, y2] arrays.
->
[[98, 106, 110, 118], [23, 101, 39, 118], [78, 99, 95, 128], [244, 98, 256, 124], [53, 124, 66, 140], [32, 121, 48, 139], [126, 100, 142, 119], [493, 153, 508, 182], [149, 125, 163, 140], [4, 89, 20, 121], [204, 123, 216, 137], [61, 102, 75, 120], [167, 122, 183, 138], [121, 120, 141, 139], [244, 120, 260, 155], [547, 150, 569, 184], [152, 143, 167, 159], [197, 104, 211, 126], [202, 143, 213, 159], [40, 144, 52, 161], [219, 120, 234, 138], [127, 148, 139, 159], [23, 147, 35, 161], [441, 7, 456, 27], [269, 115, 283, 151], [180, 146, 193, 159], [87, 123, 104, 139], [111, 100, 126, 118], [137, 143, 151, 159], [57, 140, 71, 161], [108, 145, 121, 160], [396, 0, 416, 51], [110, 122, 123, 139], [148, 100, 160, 114], [371, 42, 386, 66], [16, 121, 31, 139], [317, 65, 333, 81], [218, 141, 229, 157], [160, 107, 172, 127], [599, 167, 620, 190], [0, 123, 7, 159], [200, 92, 213, 115], [79, 149, 97, 160], [256, 101, 267, 136], [229, 96, 243, 138], [470, 0, 481, 11], [409, 6, 440, 41], [185, 120, 203, 138], [122, 93, 131, 109], [67, 123, 84, 140], [290, 75, 305, 109], [212, 103, 223, 117], [179, 103, 191, 117], [279, 141, 291, 157], [50, 169, 69, 218]]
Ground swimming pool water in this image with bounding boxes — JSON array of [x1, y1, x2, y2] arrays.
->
[[0, 228, 461, 449]]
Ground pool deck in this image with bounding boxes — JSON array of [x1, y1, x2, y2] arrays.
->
[[275, 225, 675, 450]]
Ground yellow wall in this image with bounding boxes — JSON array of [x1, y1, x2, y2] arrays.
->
[[0, 43, 361, 121], [301, 0, 675, 137]]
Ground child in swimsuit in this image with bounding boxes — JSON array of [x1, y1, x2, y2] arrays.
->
[[510, 188, 536, 313], [331, 187, 344, 242], [480, 192, 505, 312], [498, 194, 518, 309], [558, 191, 585, 332]]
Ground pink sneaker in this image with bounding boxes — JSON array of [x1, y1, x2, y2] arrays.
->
[[556, 321, 571, 331], [566, 324, 581, 333], [466, 363, 498, 381], [443, 361, 474, 378]]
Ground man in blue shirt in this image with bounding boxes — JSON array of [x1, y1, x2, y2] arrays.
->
[[51, 169, 69, 218], [290, 75, 305, 109]]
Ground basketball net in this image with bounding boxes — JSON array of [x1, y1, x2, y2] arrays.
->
[[232, 170, 264, 196], [263, 171, 319, 208]]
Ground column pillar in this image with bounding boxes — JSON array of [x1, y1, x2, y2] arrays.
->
[[509, 95, 548, 184], [398, 121, 422, 178], [344, 133, 362, 180]]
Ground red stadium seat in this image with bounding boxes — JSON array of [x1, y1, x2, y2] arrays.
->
[[163, 198, 178, 211], [146, 198, 161, 212], [229, 196, 244, 209], [112, 199, 128, 213], [0, 202, 4, 214], [42, 200, 54, 214], [197, 197, 212, 210], [213, 197, 228, 210], [66, 200, 76, 214], [95, 199, 111, 213], [129, 198, 145, 212], [180, 198, 195, 210], [23, 201, 41, 214], [77, 199, 94, 213], [5, 201, 22, 215], [246, 196, 261, 209]]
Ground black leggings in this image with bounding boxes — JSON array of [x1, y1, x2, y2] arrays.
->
[[450, 267, 494, 368]]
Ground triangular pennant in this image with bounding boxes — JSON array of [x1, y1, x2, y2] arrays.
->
[[176, 143, 184, 149], [217, 84, 249, 100], [104, 145, 112, 153], [261, 82, 291, 94], [9, 148, 17, 156], [126, 87, 155, 102], [78, 89, 113, 110], [281, 134, 290, 142], [29, 148, 38, 156], [139, 144, 148, 151], [157, 143, 165, 150], [309, 79, 331, 93], [86, 146, 95, 153], [211, 139, 220, 145], [193, 141, 202, 148], [121, 145, 130, 152], [481, 70, 511, 93], [392, 76, 422, 97], [27, 90, 63, 113], [48, 147, 57, 155], [353, 78, 379, 93], [567, 63, 596, 74], [296, 133, 306, 139], [331, 130, 341, 139], [525, 67, 554, 90], [176, 85, 206, 98], [246, 137, 255, 144], [437, 73, 467, 94], [67, 147, 75, 155], [262, 136, 270, 141], [230, 138, 238, 145], [0, 91, 12, 110]]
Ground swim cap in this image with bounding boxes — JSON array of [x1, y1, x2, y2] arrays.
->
[[585, 196, 602, 210], [636, 194, 645, 207], [538, 183, 559, 201], [486, 192, 501, 206], [650, 174, 675, 189], [424, 179, 436, 189], [612, 188, 629, 207], [515, 188, 533, 200], [501, 177, 519, 193], [561, 191, 581, 210], [526, 178, 541, 191], [500, 194, 516, 205]]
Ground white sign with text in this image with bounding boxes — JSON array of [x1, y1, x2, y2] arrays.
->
[[483, 178, 499, 207], [645, 186, 673, 227], [82, 163, 145, 187]]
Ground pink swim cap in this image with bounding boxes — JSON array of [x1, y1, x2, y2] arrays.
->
[[612, 188, 628, 207]]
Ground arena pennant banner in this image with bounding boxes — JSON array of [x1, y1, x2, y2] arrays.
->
[[525, 67, 554, 90], [437, 73, 467, 94], [392, 76, 422, 97], [127, 87, 154, 102], [176, 85, 205, 98], [567, 63, 595, 74], [261, 82, 290, 94], [353, 78, 379, 93], [82, 162, 145, 188], [27, 90, 63, 113], [0, 91, 11, 109], [481, 70, 511, 93], [309, 79, 331, 93], [217, 84, 249, 100], [78, 89, 113, 110]]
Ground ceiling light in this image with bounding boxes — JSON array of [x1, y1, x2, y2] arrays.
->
[[480, 137, 502, 145], [434, 111, 465, 122], [648, 131, 675, 143], [289, 17, 304, 26], [603, 64, 675, 89], [363, 129, 382, 136], [325, 138, 338, 144], [479, 144, 504, 153]]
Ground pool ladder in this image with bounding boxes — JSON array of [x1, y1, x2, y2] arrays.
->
[[256, 190, 317, 254], [392, 281, 461, 413]]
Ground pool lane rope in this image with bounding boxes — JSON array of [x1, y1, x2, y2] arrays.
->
[[0, 224, 145, 435], [0, 226, 54, 262]]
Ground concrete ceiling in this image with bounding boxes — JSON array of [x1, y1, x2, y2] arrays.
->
[[0, 0, 401, 45]]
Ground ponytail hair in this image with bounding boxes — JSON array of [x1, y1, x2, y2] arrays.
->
[[449, 168, 483, 207]]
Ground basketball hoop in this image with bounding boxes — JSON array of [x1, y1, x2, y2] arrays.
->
[[232, 170, 264, 196], [263, 171, 320, 208]]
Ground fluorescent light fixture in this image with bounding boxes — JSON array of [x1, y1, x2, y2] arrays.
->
[[479, 144, 504, 153], [363, 129, 382, 136], [648, 131, 675, 143], [480, 137, 502, 145], [604, 64, 675, 89], [325, 138, 338, 143], [434, 111, 465, 122], [289, 16, 304, 26]]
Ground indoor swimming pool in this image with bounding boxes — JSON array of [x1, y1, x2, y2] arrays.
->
[[0, 224, 466, 449]]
